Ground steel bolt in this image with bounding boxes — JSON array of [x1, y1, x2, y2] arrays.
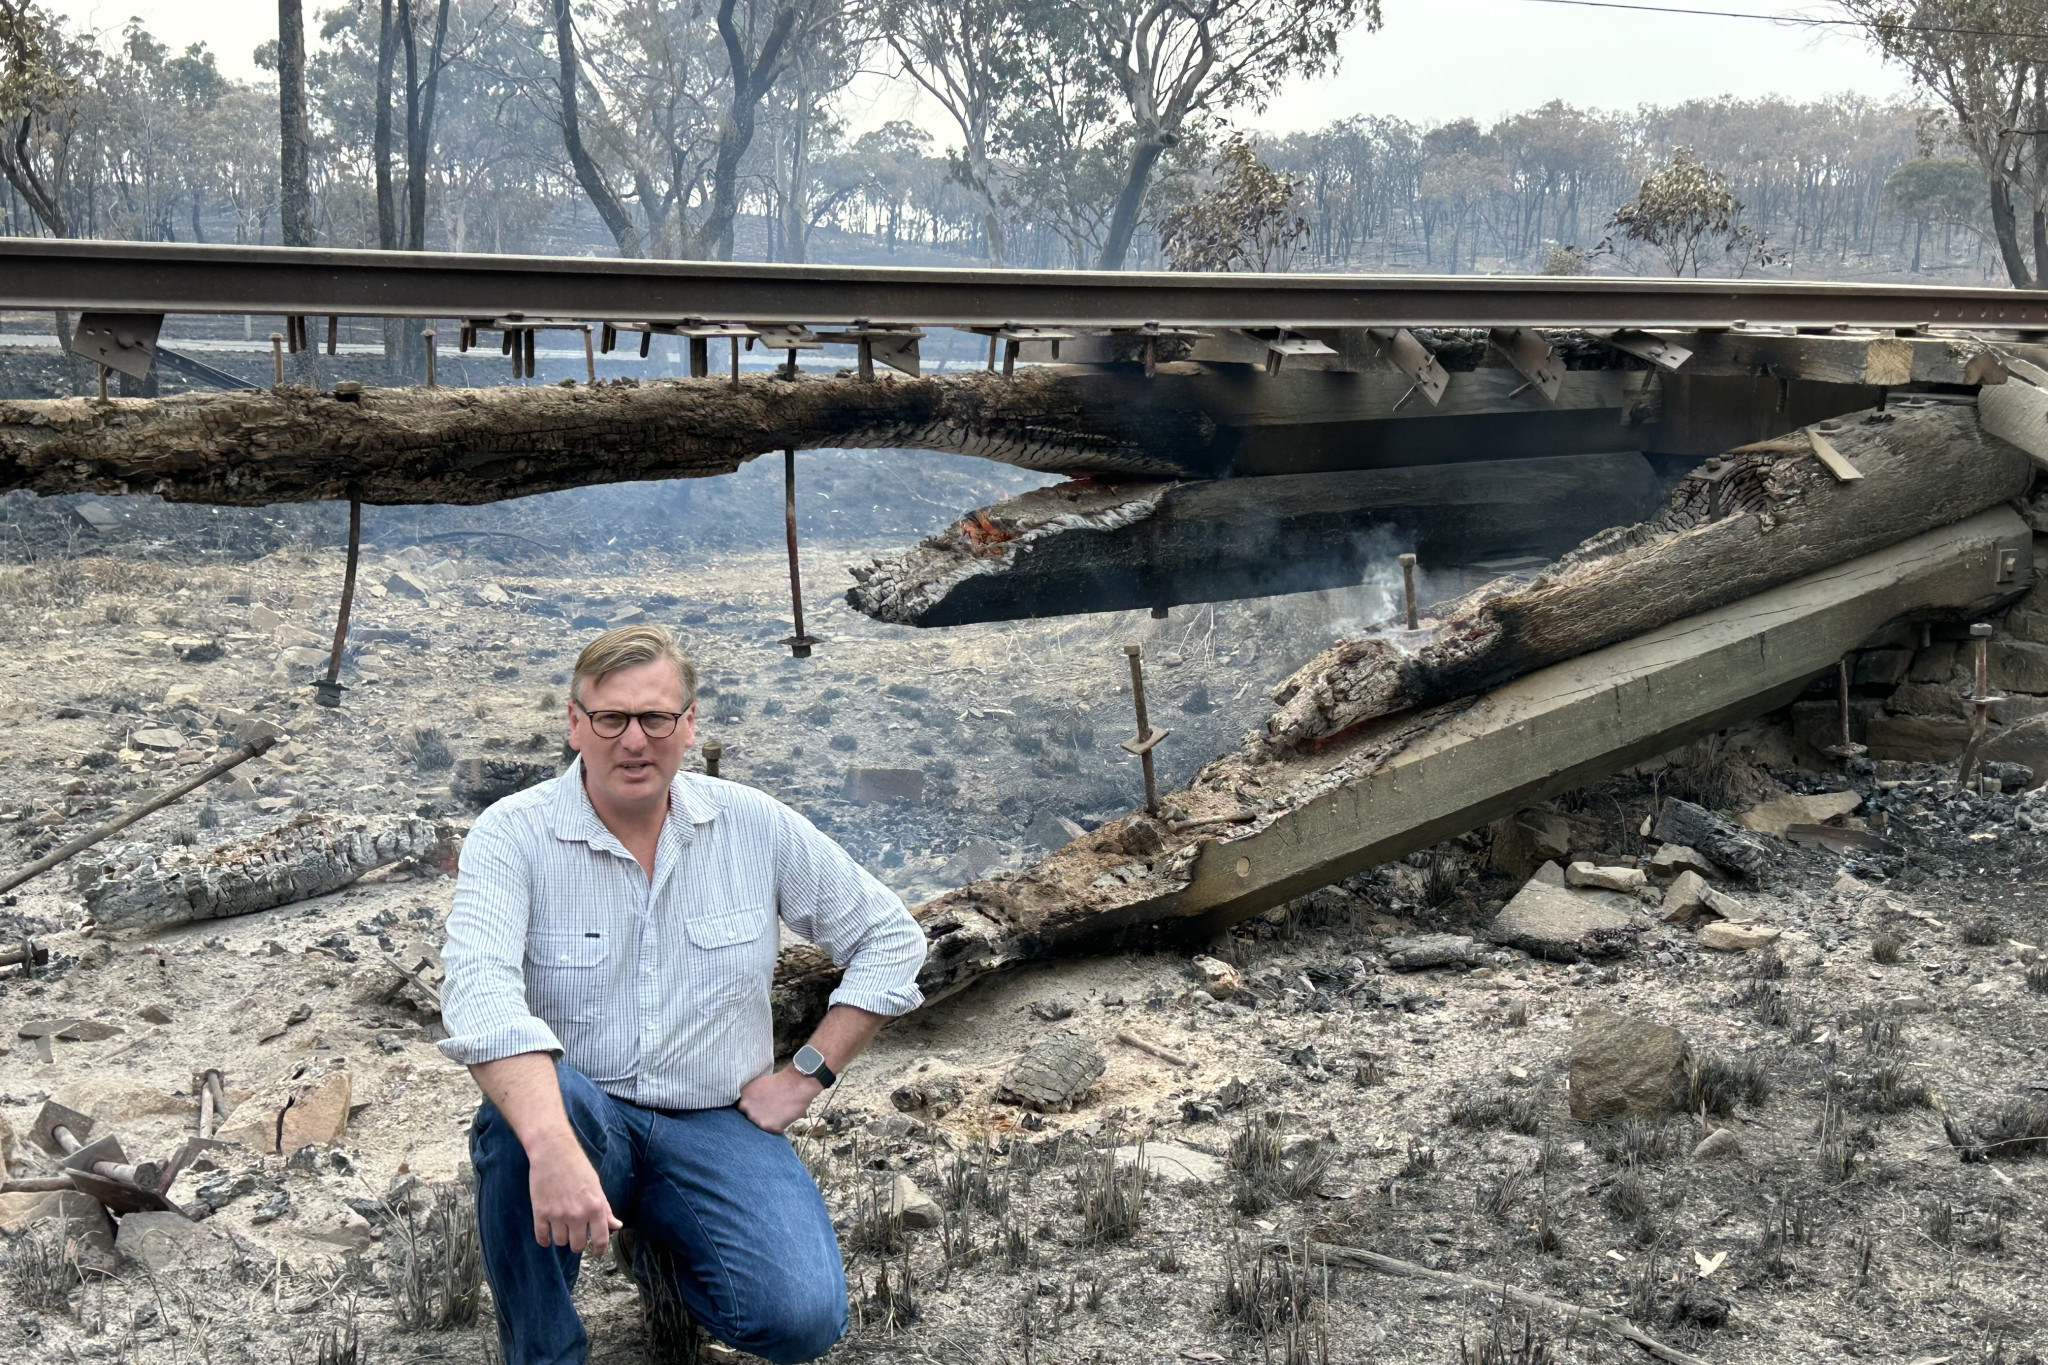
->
[[703, 740, 722, 779]]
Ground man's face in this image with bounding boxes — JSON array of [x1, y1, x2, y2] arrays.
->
[[567, 659, 696, 813]]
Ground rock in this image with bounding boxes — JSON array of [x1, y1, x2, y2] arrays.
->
[[1832, 872, 1870, 895], [1652, 800, 1775, 880], [475, 582, 512, 606], [1908, 642, 1959, 682], [841, 768, 926, 804], [0, 1190, 115, 1243], [888, 1174, 942, 1230], [1568, 1010, 1687, 1120], [997, 1033, 1106, 1113], [138, 1004, 172, 1024], [116, 1210, 234, 1271], [171, 638, 224, 664], [1891, 994, 1932, 1014], [18, 1017, 123, 1041], [1190, 954, 1242, 998], [890, 1077, 963, 1117], [1647, 844, 1718, 881], [1660, 870, 1711, 922], [1737, 791, 1862, 837], [1382, 933, 1480, 970], [1853, 648, 1914, 688], [1027, 810, 1086, 850], [279, 1071, 353, 1151], [1692, 1128, 1741, 1159], [385, 570, 431, 600], [49, 1079, 194, 1127], [250, 604, 284, 631], [606, 606, 646, 627], [1519, 811, 1574, 863], [274, 645, 329, 678], [1488, 878, 1639, 960], [71, 499, 120, 533], [129, 727, 184, 752], [1113, 1141, 1225, 1186], [866, 1113, 915, 1140], [453, 757, 558, 808], [1698, 885, 1758, 923], [1698, 921, 1783, 952], [163, 682, 205, 708], [1532, 859, 1566, 886], [272, 622, 323, 648], [1992, 639, 2048, 695], [1566, 862, 1646, 892], [944, 836, 1005, 883]]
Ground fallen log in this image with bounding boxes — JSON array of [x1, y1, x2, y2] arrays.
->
[[0, 369, 1213, 506], [1263, 400, 2033, 752], [773, 506, 2031, 1048], [79, 814, 448, 936], [847, 453, 1666, 627]]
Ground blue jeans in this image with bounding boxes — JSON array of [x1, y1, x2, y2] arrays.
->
[[470, 1062, 849, 1365]]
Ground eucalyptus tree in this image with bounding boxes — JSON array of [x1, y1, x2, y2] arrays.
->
[[1080, 0, 1376, 269], [880, 0, 1020, 262], [1838, 0, 2048, 286]]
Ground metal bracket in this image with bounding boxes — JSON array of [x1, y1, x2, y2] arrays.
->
[[813, 322, 924, 379], [1105, 323, 1205, 378], [1604, 328, 1693, 372], [1488, 327, 1564, 404], [1238, 328, 1337, 376], [971, 325, 1077, 376], [70, 312, 164, 380], [1366, 328, 1448, 408]]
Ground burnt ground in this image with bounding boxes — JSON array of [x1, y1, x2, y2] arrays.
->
[[0, 457, 2045, 1365]]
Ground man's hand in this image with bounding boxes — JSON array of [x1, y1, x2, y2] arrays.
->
[[527, 1132, 622, 1254], [738, 1066, 825, 1133]]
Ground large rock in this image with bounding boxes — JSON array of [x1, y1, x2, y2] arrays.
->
[[116, 1210, 235, 1271], [1027, 810, 1086, 850], [1660, 870, 1711, 922], [1488, 879, 1639, 960], [1992, 639, 2048, 695], [1569, 1011, 1687, 1120], [220, 1068, 353, 1154], [1737, 791, 1861, 837]]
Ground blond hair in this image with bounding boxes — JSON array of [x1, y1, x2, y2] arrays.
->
[[571, 625, 697, 708]]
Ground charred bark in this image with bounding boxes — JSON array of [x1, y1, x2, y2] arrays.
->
[[1263, 401, 2034, 752], [0, 370, 1211, 506]]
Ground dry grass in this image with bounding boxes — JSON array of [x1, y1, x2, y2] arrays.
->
[[385, 1183, 483, 1331]]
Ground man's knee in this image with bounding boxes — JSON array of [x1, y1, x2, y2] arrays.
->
[[722, 1260, 846, 1364]]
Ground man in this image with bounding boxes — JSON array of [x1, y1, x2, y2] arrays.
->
[[440, 625, 926, 1365]]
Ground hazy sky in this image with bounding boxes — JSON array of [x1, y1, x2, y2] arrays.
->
[[51, 0, 1916, 131]]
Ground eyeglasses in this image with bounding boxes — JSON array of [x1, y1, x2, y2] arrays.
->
[[576, 705, 687, 739]]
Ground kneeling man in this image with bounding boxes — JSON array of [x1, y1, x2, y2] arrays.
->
[[440, 625, 926, 1364]]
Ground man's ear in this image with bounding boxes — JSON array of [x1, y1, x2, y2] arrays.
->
[[565, 701, 583, 752]]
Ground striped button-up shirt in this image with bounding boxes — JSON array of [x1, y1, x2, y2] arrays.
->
[[438, 758, 926, 1109]]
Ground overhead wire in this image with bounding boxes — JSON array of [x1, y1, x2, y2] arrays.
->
[[1497, 0, 2048, 42]]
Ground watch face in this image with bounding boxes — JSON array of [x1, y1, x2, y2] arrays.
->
[[794, 1045, 824, 1075]]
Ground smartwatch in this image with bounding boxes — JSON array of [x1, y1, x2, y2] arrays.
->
[[792, 1045, 836, 1088]]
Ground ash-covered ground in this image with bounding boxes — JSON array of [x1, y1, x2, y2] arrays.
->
[[0, 453, 2045, 1365]]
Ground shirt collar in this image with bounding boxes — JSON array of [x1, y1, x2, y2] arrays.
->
[[548, 755, 724, 849]]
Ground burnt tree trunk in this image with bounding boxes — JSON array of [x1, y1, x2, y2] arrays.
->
[[1262, 401, 2034, 752], [0, 371, 1211, 505]]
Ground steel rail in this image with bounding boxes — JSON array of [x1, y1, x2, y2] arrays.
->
[[4, 238, 2048, 332]]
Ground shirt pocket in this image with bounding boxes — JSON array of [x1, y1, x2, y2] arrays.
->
[[684, 907, 772, 1019], [526, 930, 609, 1023]]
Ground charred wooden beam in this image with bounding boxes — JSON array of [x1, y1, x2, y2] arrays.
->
[[1263, 400, 2033, 752], [774, 506, 2033, 1047], [847, 452, 1667, 627], [0, 370, 1213, 506]]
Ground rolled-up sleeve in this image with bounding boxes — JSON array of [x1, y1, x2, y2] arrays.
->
[[437, 812, 564, 1066], [771, 803, 926, 1017]]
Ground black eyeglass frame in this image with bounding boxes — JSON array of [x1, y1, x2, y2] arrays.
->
[[573, 702, 691, 740]]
